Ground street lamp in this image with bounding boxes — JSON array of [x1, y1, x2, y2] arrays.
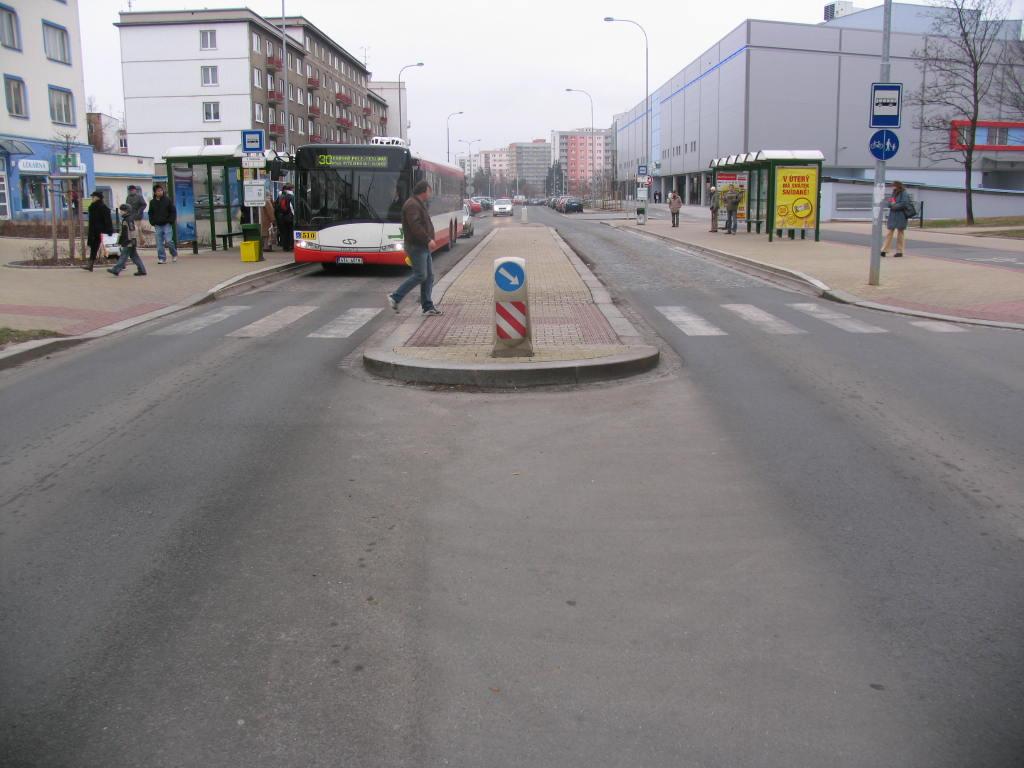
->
[[566, 88, 595, 201], [459, 137, 481, 178], [446, 111, 464, 163], [604, 17, 649, 190], [397, 62, 423, 144]]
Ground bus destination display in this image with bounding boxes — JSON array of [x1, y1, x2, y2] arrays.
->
[[316, 154, 390, 168]]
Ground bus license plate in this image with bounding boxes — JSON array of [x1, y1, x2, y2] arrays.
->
[[336, 256, 363, 264], [298, 231, 317, 240]]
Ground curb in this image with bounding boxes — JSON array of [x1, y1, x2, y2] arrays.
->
[[363, 227, 660, 387], [0, 260, 309, 371], [608, 223, 1024, 331]]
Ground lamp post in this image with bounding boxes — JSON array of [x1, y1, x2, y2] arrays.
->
[[566, 88, 595, 201], [446, 111, 464, 163], [397, 62, 423, 144], [604, 17, 648, 202], [459, 137, 481, 179]]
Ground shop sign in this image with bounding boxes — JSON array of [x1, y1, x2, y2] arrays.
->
[[774, 166, 819, 229], [18, 159, 50, 173]]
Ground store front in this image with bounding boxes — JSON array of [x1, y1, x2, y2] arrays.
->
[[0, 137, 95, 221]]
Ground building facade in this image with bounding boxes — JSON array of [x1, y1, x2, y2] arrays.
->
[[369, 82, 406, 142], [87, 112, 128, 155], [551, 128, 613, 196], [508, 140, 551, 197], [1, 0, 94, 221], [117, 9, 387, 161]]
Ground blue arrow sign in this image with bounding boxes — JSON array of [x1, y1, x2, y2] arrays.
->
[[869, 130, 899, 161], [494, 261, 525, 293]]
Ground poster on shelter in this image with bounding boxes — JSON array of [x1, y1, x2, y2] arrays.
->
[[715, 171, 748, 228], [173, 165, 196, 242], [774, 167, 818, 229]]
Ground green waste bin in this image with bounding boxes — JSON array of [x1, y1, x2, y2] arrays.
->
[[240, 223, 263, 262]]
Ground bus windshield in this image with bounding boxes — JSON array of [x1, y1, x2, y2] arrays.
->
[[297, 168, 410, 229]]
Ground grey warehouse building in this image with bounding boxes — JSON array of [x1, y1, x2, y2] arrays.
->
[[613, 3, 1024, 217]]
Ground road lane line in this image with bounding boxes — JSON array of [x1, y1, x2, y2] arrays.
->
[[655, 306, 727, 336], [308, 308, 382, 338], [227, 305, 318, 338], [909, 320, 968, 333], [788, 303, 888, 334], [151, 306, 250, 336], [721, 304, 806, 335]]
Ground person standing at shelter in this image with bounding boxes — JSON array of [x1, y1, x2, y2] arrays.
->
[[881, 180, 911, 258], [387, 180, 442, 316], [275, 183, 295, 251], [126, 185, 147, 245], [107, 204, 147, 276], [708, 186, 719, 232], [82, 191, 113, 272], [148, 184, 178, 264], [722, 185, 742, 234], [668, 190, 682, 227]]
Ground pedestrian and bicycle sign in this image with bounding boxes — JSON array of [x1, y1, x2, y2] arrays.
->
[[870, 83, 902, 129], [494, 261, 525, 293], [869, 130, 899, 161]]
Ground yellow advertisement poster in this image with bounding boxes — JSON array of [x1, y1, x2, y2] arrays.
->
[[774, 167, 818, 229]]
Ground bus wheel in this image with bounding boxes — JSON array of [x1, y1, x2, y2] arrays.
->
[[446, 222, 455, 251]]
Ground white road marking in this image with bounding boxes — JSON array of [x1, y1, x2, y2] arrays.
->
[[152, 306, 250, 336], [655, 306, 727, 336], [721, 304, 806, 335], [788, 303, 888, 334], [227, 305, 318, 338], [909, 320, 968, 333], [307, 308, 382, 338]]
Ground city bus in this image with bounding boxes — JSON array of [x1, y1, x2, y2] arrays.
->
[[292, 139, 465, 268]]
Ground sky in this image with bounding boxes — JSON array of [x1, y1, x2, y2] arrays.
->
[[81, 0, 1024, 163]]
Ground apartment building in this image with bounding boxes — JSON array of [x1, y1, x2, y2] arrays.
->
[[551, 127, 613, 196], [116, 9, 387, 161], [481, 148, 510, 179], [508, 140, 551, 197], [0, 0, 93, 220], [87, 112, 128, 155]]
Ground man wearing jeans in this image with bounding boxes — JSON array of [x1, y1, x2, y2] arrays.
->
[[147, 184, 178, 263], [387, 180, 442, 316]]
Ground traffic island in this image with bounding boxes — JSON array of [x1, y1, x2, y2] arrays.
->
[[363, 227, 659, 387]]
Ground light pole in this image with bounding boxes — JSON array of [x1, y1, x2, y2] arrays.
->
[[446, 111, 464, 163], [566, 88, 595, 201], [459, 138, 481, 182], [869, 0, 893, 286], [604, 17, 648, 200], [397, 62, 423, 144]]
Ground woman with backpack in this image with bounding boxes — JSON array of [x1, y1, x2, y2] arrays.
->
[[274, 184, 295, 251], [881, 180, 914, 258]]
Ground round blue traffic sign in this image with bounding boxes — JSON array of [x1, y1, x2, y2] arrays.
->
[[494, 261, 525, 293], [869, 130, 899, 161]]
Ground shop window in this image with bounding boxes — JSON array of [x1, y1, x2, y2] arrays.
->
[[20, 175, 48, 210]]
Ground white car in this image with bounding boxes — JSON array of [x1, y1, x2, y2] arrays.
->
[[493, 198, 513, 216]]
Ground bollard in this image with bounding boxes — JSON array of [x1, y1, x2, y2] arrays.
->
[[492, 256, 533, 357]]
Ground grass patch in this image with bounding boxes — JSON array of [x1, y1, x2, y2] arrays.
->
[[973, 229, 1024, 239], [0, 327, 66, 349], [923, 216, 1024, 229]]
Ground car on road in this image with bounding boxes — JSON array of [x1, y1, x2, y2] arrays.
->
[[492, 198, 513, 216], [465, 198, 482, 215], [471, 196, 491, 211], [460, 204, 475, 237], [512, 195, 527, 206], [562, 197, 584, 213]]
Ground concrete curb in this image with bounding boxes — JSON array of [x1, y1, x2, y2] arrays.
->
[[609, 223, 1024, 331], [0, 260, 309, 371], [363, 227, 660, 387]]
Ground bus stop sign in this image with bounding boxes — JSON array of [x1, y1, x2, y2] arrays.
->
[[870, 83, 902, 129]]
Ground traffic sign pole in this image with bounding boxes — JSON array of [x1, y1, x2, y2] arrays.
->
[[869, 0, 894, 286]]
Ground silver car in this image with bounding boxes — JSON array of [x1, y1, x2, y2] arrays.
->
[[460, 204, 475, 238], [493, 198, 513, 216]]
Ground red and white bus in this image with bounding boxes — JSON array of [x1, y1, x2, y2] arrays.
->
[[291, 139, 465, 269]]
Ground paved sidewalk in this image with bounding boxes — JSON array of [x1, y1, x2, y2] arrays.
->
[[609, 215, 1024, 325], [364, 226, 658, 386], [0, 237, 293, 337]]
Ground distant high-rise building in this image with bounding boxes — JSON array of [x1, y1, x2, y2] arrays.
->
[[551, 127, 613, 196]]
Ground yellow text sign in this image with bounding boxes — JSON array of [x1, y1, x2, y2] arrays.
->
[[775, 167, 819, 229]]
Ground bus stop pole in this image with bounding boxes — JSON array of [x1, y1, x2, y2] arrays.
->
[[868, 0, 893, 286]]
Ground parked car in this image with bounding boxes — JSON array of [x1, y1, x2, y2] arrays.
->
[[563, 197, 584, 213], [471, 196, 491, 211], [512, 194, 527, 205], [555, 196, 571, 212], [465, 198, 482, 214], [493, 198, 513, 216], [460, 204, 475, 237]]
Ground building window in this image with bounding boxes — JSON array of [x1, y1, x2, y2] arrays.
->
[[288, 83, 294, 101], [287, 53, 293, 69], [295, 57, 302, 75], [48, 86, 73, 124], [203, 137, 221, 146], [200, 29, 216, 50], [304, 36, 310, 51], [307, 118, 313, 135], [253, 68, 262, 88], [298, 118, 304, 135], [306, 63, 312, 78], [268, 107, 275, 124], [254, 102, 264, 123], [297, 88, 304, 106], [118, 135, 128, 152], [265, 39, 272, 56], [21, 174, 49, 209], [42, 21, 70, 64], [201, 65, 218, 86], [1, 5, 20, 50], [203, 101, 220, 121], [252, 31, 260, 53], [4, 75, 26, 117]]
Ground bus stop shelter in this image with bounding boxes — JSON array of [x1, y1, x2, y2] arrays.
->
[[162, 145, 290, 252], [710, 150, 824, 242]]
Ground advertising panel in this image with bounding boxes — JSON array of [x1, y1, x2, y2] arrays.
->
[[715, 171, 748, 228], [774, 167, 819, 229], [173, 164, 196, 242]]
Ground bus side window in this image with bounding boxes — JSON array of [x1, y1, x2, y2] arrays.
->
[[414, 169, 425, 184]]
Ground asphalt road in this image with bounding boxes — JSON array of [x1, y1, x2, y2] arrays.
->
[[2, 207, 1023, 767]]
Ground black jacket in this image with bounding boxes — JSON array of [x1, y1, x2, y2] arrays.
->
[[87, 200, 113, 247], [148, 195, 177, 226]]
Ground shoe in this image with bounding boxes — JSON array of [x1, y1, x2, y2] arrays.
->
[[107, 268, 119, 276], [894, 252, 903, 258], [157, 259, 166, 264], [422, 307, 443, 316], [134, 271, 146, 276], [172, 256, 177, 263], [387, 293, 399, 312], [81, 265, 93, 272], [880, 251, 886, 258]]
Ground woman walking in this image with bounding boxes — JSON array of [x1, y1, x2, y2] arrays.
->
[[881, 181, 911, 258], [82, 191, 113, 272]]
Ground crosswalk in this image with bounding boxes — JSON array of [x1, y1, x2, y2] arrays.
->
[[655, 303, 968, 337], [152, 305, 383, 339]]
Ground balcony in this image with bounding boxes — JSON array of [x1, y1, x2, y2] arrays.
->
[[362, 127, 373, 137], [362, 106, 372, 116], [308, 105, 321, 117], [307, 77, 320, 89], [268, 123, 284, 136], [266, 56, 283, 71], [311, 133, 323, 142], [336, 93, 352, 106], [337, 117, 353, 129], [266, 90, 283, 103]]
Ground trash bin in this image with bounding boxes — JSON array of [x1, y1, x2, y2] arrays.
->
[[240, 223, 263, 262]]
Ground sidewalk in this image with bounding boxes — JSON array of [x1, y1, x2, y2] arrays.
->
[[608, 215, 1024, 326], [364, 226, 658, 386], [0, 237, 295, 338]]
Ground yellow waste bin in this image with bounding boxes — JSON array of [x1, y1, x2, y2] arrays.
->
[[240, 224, 263, 262]]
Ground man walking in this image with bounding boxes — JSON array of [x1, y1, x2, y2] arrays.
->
[[668, 190, 682, 227], [125, 185, 147, 245], [107, 204, 147, 276], [387, 180, 442, 316], [82, 191, 113, 272], [722, 185, 742, 234], [148, 184, 178, 264]]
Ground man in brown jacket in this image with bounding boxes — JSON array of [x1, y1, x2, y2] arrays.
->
[[668, 190, 682, 227], [388, 180, 442, 315]]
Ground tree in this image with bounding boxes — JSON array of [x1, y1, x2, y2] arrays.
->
[[545, 162, 565, 196], [908, 0, 1014, 224], [997, 37, 1024, 118], [53, 131, 84, 259]]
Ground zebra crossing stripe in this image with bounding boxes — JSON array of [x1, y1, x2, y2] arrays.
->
[[308, 308, 382, 338], [227, 305, 318, 338], [152, 306, 250, 336], [788, 303, 888, 334], [909, 320, 968, 333], [721, 304, 806, 335], [655, 306, 727, 336]]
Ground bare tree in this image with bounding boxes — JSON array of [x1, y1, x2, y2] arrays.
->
[[908, 0, 1013, 224], [53, 131, 83, 259], [998, 38, 1024, 118]]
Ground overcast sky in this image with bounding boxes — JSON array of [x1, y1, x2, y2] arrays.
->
[[82, 0, 1024, 162]]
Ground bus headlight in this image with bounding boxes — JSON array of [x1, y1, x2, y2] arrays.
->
[[296, 240, 320, 250], [381, 241, 405, 251]]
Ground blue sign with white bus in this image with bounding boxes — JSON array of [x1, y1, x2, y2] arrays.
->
[[870, 83, 902, 129]]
